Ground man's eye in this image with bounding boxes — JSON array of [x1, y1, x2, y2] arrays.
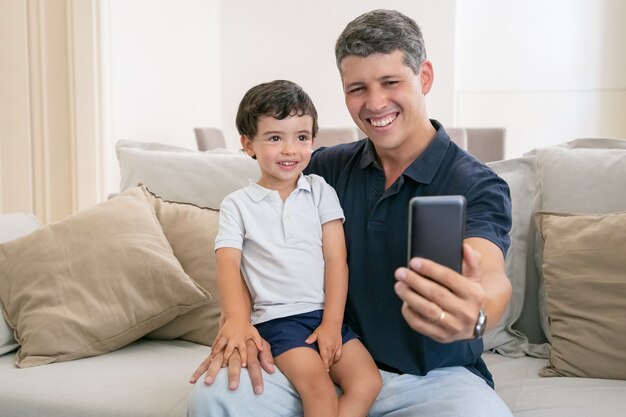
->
[[383, 80, 399, 87], [347, 86, 364, 95]]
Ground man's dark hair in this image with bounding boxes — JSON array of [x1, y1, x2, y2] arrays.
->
[[335, 9, 427, 75]]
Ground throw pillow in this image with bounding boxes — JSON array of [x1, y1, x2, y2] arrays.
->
[[536, 211, 626, 379], [0, 187, 209, 367], [143, 187, 221, 345], [116, 139, 260, 209], [531, 141, 626, 341], [485, 156, 548, 357], [0, 213, 42, 355]]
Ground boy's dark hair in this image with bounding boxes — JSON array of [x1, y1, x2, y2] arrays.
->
[[236, 80, 319, 139], [335, 9, 427, 75]]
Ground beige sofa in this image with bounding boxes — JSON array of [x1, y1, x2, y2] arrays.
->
[[1, 137, 626, 417]]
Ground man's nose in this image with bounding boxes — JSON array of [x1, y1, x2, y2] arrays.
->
[[365, 87, 387, 112]]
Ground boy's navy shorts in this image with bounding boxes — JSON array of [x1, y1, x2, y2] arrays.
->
[[255, 309, 358, 358]]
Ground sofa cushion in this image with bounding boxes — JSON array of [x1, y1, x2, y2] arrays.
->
[[143, 187, 221, 345], [0, 339, 208, 417], [483, 352, 626, 417], [116, 139, 260, 210], [0, 213, 42, 356], [0, 187, 209, 367], [485, 156, 546, 356], [536, 211, 626, 379], [531, 139, 626, 341]]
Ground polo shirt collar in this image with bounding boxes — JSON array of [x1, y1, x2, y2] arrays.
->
[[358, 119, 450, 185], [244, 173, 311, 202]]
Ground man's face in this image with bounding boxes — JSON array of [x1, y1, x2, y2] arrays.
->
[[340, 50, 432, 153]]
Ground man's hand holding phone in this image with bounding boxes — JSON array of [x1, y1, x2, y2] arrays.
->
[[395, 196, 487, 343]]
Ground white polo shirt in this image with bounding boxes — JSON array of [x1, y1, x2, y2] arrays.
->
[[215, 174, 345, 324]]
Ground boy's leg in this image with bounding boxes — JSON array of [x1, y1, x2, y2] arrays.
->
[[328, 339, 382, 417], [274, 347, 338, 417], [369, 366, 513, 417], [187, 366, 303, 417]]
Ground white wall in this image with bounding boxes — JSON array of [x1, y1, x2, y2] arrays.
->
[[455, 0, 626, 158], [219, 0, 457, 148], [101, 0, 626, 197], [104, 0, 220, 194]]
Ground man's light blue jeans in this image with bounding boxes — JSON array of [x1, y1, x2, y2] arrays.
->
[[188, 365, 513, 416]]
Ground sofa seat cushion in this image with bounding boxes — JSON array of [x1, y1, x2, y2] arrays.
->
[[0, 339, 208, 417], [483, 352, 626, 417]]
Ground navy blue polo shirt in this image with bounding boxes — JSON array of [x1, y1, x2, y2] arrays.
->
[[305, 120, 511, 387]]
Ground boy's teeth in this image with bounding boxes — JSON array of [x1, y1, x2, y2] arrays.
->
[[370, 114, 396, 127]]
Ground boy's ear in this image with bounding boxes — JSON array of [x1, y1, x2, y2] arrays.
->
[[240, 135, 255, 159]]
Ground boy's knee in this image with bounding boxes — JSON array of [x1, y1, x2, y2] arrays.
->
[[358, 372, 383, 399], [342, 371, 382, 401]]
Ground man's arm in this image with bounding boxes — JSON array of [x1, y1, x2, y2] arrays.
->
[[393, 238, 512, 343]]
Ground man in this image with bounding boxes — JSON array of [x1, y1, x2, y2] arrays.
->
[[188, 9, 513, 416]]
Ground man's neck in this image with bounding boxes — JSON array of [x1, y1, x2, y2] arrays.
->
[[377, 121, 437, 189]]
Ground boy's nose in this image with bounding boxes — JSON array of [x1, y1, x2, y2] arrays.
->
[[282, 141, 296, 154]]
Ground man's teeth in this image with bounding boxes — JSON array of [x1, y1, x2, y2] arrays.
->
[[370, 115, 396, 127]]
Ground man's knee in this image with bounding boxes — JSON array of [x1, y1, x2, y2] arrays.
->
[[187, 370, 254, 417], [187, 368, 303, 417]]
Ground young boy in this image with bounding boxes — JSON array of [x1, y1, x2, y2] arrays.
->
[[209, 80, 381, 417]]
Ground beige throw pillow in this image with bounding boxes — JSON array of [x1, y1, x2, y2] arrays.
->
[[143, 187, 221, 345], [531, 140, 626, 341], [0, 187, 209, 367], [536, 211, 626, 379]]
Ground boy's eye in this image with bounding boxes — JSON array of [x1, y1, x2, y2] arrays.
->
[[269, 136, 280, 142], [298, 135, 311, 142]]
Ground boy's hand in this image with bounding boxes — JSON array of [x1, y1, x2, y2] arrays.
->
[[210, 319, 263, 367], [305, 321, 342, 370]]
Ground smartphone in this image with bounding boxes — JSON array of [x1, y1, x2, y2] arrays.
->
[[407, 195, 466, 273]]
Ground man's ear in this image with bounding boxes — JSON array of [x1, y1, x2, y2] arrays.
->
[[240, 135, 255, 159], [419, 60, 434, 95]]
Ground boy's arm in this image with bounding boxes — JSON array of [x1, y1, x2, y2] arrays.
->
[[213, 247, 262, 366], [305, 218, 348, 369]]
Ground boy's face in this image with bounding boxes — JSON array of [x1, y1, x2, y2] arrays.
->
[[241, 115, 314, 191], [340, 50, 433, 153]]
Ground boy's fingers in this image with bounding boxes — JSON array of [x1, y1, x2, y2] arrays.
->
[[223, 343, 237, 365], [239, 344, 248, 367], [210, 335, 225, 358], [333, 346, 342, 363], [305, 332, 318, 344], [252, 333, 264, 351]]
